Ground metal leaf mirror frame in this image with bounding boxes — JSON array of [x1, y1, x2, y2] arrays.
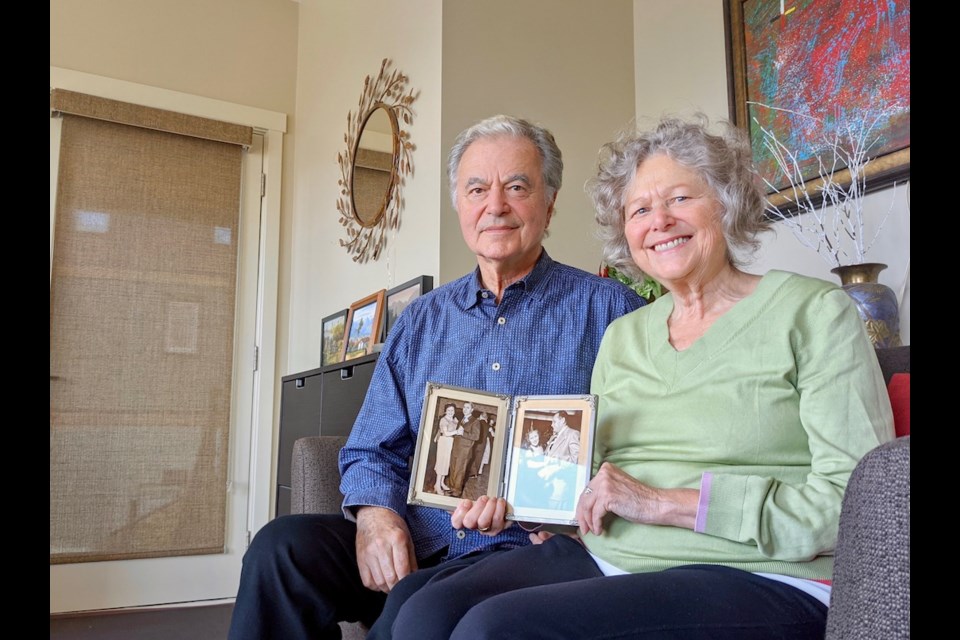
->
[[337, 58, 418, 263]]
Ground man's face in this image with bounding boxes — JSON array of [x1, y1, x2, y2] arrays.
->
[[551, 414, 565, 431], [455, 135, 555, 269], [463, 402, 474, 416]]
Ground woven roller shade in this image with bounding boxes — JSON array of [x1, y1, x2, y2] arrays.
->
[[50, 105, 244, 564], [50, 88, 253, 148]]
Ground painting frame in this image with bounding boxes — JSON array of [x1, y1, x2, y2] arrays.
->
[[407, 383, 597, 527], [320, 309, 349, 367], [383, 275, 434, 341], [724, 0, 910, 214], [341, 289, 386, 362]]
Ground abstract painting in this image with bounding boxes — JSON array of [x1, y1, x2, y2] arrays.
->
[[726, 0, 910, 201]]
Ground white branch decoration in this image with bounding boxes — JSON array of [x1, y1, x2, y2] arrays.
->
[[749, 101, 902, 268]]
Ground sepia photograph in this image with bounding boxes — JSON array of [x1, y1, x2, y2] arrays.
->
[[503, 394, 596, 525], [408, 383, 510, 512]]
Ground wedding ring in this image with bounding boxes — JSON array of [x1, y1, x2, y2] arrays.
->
[[478, 526, 491, 532], [583, 487, 593, 495]]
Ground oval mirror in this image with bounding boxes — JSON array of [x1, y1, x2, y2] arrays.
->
[[336, 58, 418, 263], [350, 105, 399, 228]]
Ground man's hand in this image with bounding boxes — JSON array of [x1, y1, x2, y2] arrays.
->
[[355, 506, 417, 593]]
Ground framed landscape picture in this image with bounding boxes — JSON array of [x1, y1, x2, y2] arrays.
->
[[342, 290, 385, 362], [383, 275, 433, 340], [320, 309, 348, 367]]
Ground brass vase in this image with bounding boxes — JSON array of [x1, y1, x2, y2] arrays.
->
[[830, 263, 902, 348]]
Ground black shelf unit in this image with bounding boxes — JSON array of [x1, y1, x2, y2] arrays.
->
[[275, 353, 379, 517]]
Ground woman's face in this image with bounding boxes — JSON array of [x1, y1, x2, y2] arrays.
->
[[622, 154, 727, 289], [527, 430, 539, 446], [445, 406, 455, 418]]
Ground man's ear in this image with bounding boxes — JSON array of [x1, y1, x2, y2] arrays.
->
[[545, 193, 558, 228]]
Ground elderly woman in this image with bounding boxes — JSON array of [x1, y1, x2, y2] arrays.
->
[[374, 115, 895, 640]]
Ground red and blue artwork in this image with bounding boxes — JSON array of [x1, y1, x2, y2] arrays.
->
[[741, 0, 910, 189]]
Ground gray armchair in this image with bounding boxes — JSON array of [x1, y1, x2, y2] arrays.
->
[[825, 435, 910, 639]]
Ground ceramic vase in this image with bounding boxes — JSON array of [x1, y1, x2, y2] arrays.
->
[[830, 263, 902, 348]]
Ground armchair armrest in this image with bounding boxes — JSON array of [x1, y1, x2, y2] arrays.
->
[[825, 436, 910, 639], [291, 435, 348, 515]]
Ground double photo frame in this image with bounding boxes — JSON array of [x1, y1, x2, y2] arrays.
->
[[408, 383, 597, 526]]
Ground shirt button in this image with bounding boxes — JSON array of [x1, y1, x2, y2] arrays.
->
[[456, 530, 466, 539], [491, 362, 501, 371], [481, 292, 490, 299], [497, 317, 506, 325]]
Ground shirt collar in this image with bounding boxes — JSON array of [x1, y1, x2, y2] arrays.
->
[[454, 249, 556, 309]]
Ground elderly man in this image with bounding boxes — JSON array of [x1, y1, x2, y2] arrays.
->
[[227, 115, 644, 640]]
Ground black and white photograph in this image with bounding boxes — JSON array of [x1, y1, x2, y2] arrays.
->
[[408, 384, 510, 512]]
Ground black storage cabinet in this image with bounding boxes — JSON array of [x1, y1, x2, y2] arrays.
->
[[275, 353, 378, 517]]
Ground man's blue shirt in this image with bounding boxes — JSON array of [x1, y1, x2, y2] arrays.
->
[[339, 250, 644, 560]]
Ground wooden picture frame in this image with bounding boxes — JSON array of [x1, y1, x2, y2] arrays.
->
[[724, 0, 910, 213], [383, 275, 434, 341], [408, 383, 597, 526], [342, 289, 386, 362], [320, 309, 348, 367]]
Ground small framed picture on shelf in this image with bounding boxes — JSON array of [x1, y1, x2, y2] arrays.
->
[[383, 275, 434, 341], [320, 309, 348, 367], [342, 289, 386, 362]]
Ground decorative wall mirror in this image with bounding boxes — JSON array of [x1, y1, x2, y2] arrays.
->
[[337, 59, 418, 263]]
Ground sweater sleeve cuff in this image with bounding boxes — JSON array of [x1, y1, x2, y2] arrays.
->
[[694, 472, 713, 533]]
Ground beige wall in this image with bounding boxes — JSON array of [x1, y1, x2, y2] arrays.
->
[[288, 0, 444, 374], [50, 0, 298, 116], [440, 0, 636, 283]]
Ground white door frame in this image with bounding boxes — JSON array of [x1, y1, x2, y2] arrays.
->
[[49, 67, 285, 613]]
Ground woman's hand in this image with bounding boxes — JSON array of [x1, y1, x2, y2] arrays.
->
[[451, 495, 509, 536], [575, 461, 699, 536]]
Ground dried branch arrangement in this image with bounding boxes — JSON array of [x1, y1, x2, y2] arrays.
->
[[749, 102, 903, 267]]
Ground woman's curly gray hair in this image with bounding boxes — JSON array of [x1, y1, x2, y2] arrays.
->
[[588, 114, 771, 282]]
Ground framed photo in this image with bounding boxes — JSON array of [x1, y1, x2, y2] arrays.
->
[[383, 275, 434, 340], [320, 309, 348, 367], [502, 395, 596, 526], [408, 384, 511, 513], [342, 289, 386, 362], [408, 383, 597, 526], [724, 0, 910, 213]]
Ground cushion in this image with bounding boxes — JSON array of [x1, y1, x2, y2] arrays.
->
[[887, 373, 910, 437]]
